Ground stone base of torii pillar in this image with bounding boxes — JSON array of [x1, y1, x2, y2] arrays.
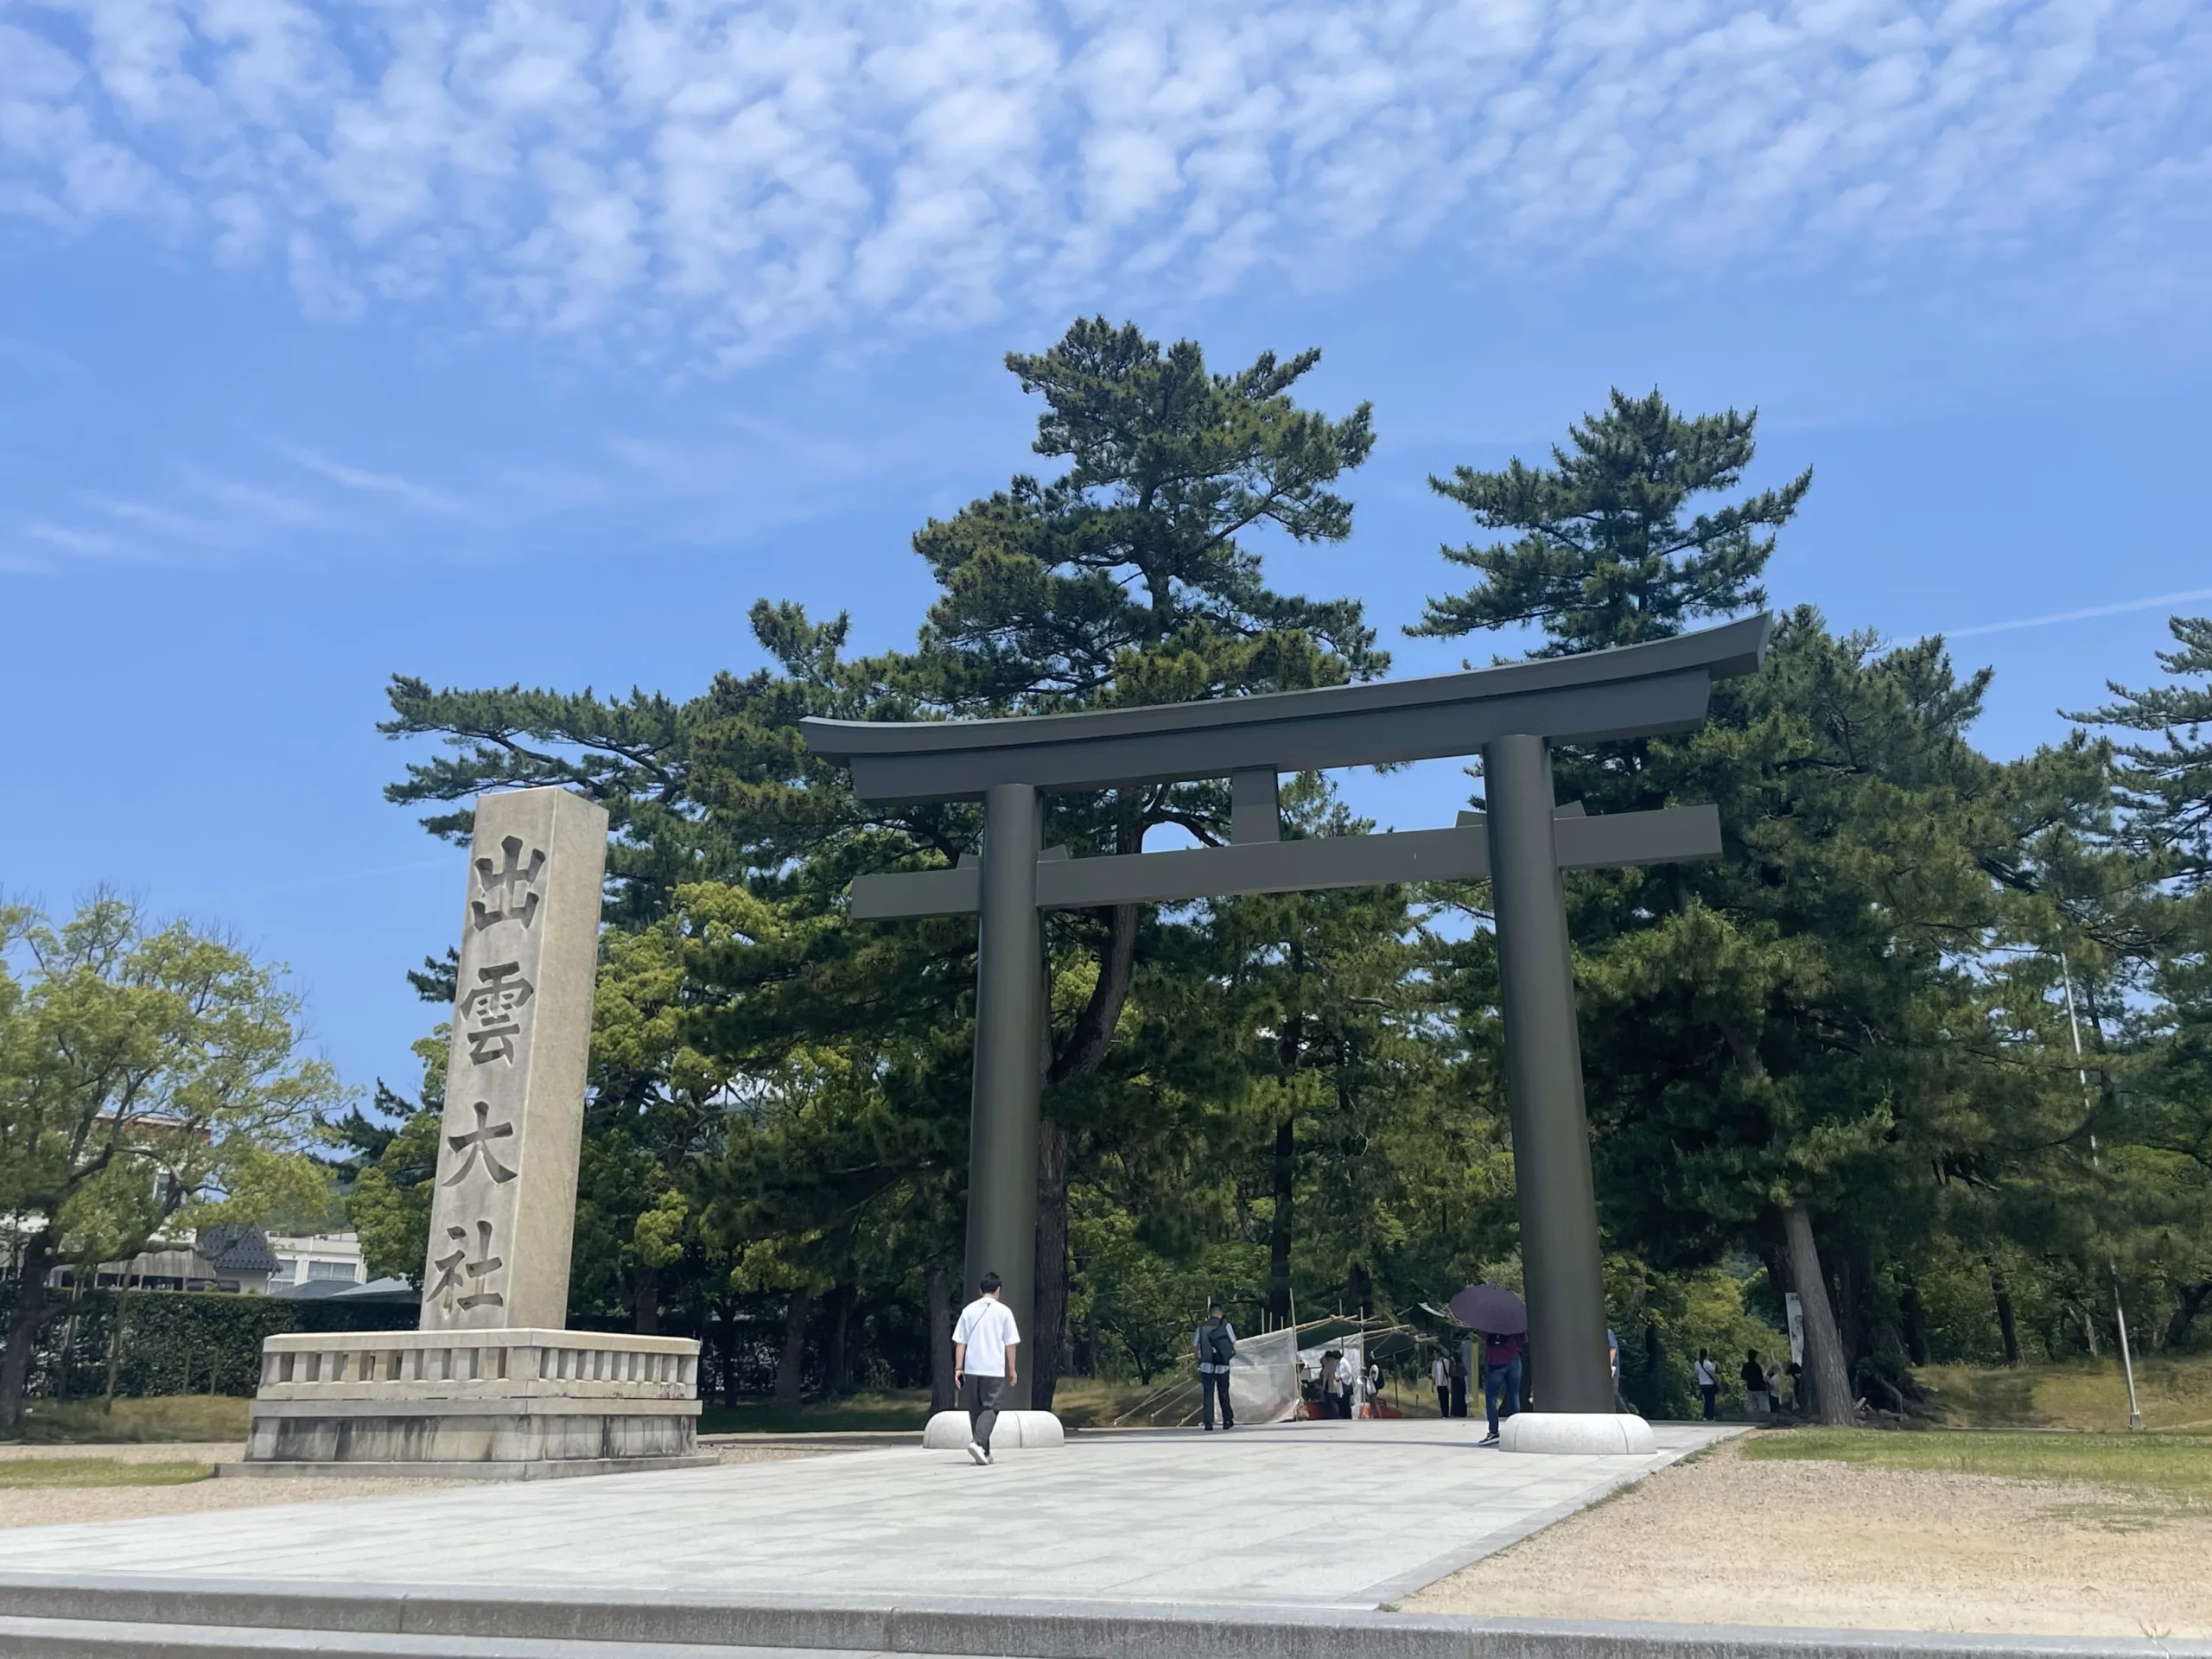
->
[[1498, 1412, 1657, 1456], [920, 1408, 1065, 1452]]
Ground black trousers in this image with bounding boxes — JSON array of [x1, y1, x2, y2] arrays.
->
[[1201, 1370, 1234, 1428], [961, 1373, 1005, 1452]]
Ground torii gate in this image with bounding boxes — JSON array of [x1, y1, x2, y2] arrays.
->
[[801, 614, 1770, 1451]]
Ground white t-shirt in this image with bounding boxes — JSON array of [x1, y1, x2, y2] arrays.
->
[[953, 1295, 1020, 1378], [1694, 1358, 1717, 1387], [1432, 1357, 1450, 1388]]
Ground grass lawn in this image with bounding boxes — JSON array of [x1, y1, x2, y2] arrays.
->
[[0, 1459, 211, 1490], [698, 1391, 933, 1435], [1742, 1427, 2212, 1501], [1919, 1354, 2212, 1433], [6, 1395, 250, 1445]]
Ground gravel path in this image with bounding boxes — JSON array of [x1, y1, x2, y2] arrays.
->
[[1406, 1437, 2212, 1638], [0, 1441, 821, 1533]]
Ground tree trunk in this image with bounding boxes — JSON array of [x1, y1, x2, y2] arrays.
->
[[2164, 1281, 2212, 1351], [1266, 1116, 1295, 1325], [1986, 1259, 2020, 1367], [823, 1287, 850, 1398], [927, 1265, 954, 1414], [773, 1286, 811, 1412], [0, 1232, 55, 1429], [1899, 1278, 1931, 1367], [630, 1266, 660, 1336], [1031, 1117, 1071, 1413], [1784, 1204, 1855, 1427]]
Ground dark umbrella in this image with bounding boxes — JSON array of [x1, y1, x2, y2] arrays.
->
[[1447, 1283, 1528, 1335]]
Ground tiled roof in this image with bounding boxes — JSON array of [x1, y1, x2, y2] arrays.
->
[[197, 1225, 281, 1276]]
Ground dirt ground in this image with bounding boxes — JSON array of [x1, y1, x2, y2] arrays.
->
[[0, 1440, 821, 1532], [1406, 1436, 2212, 1639]]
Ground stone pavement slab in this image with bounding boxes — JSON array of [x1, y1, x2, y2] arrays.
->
[[0, 1419, 1732, 1611]]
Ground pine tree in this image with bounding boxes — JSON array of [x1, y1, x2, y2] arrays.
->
[[1411, 387, 1808, 655]]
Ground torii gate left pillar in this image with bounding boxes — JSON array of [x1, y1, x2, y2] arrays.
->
[[969, 782, 1045, 1409]]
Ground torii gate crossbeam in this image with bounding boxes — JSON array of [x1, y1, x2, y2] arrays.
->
[[801, 614, 1771, 1444]]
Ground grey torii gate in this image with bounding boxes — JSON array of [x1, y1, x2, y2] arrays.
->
[[802, 614, 1770, 1429]]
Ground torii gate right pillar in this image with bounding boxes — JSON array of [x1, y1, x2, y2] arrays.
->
[[1484, 734, 1616, 1420]]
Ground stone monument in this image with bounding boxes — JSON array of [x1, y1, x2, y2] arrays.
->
[[236, 787, 709, 1479]]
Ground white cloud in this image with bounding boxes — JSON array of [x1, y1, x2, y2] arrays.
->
[[1, 0, 2205, 361], [279, 445, 465, 512]]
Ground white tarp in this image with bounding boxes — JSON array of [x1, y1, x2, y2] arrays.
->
[[1224, 1325, 1303, 1425]]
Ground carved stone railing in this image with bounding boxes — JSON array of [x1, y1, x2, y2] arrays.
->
[[254, 1329, 698, 1403], [239, 1329, 706, 1475]]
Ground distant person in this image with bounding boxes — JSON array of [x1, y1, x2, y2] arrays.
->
[[1194, 1301, 1237, 1431], [1336, 1351, 1359, 1419], [951, 1269, 1020, 1465], [1432, 1351, 1452, 1417], [1740, 1349, 1768, 1416], [1694, 1349, 1719, 1420], [1320, 1349, 1344, 1418], [1365, 1358, 1384, 1417], [1785, 1359, 1804, 1414], [1609, 1325, 1631, 1413], [1479, 1328, 1525, 1446], [1450, 1347, 1469, 1418], [1764, 1360, 1782, 1414]]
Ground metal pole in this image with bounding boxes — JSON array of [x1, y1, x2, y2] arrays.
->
[[968, 783, 1044, 1411], [2061, 953, 2144, 1433], [1482, 734, 1613, 1414]]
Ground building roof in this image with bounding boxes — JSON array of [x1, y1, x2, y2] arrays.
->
[[196, 1225, 281, 1276]]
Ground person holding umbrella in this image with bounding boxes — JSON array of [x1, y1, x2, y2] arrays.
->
[[1447, 1283, 1529, 1447]]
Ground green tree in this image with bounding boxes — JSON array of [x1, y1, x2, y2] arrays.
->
[[0, 899, 340, 1427], [870, 315, 1382, 1407], [1411, 387, 1808, 653]]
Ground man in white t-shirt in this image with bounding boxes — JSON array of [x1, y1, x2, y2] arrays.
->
[[951, 1270, 1021, 1465], [1431, 1352, 1451, 1418]]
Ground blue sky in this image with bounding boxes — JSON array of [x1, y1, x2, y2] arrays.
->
[[4, 0, 2210, 1108]]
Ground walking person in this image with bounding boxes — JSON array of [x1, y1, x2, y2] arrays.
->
[[1319, 1350, 1344, 1419], [951, 1270, 1020, 1465], [1432, 1350, 1452, 1418], [1195, 1301, 1237, 1431], [1449, 1346, 1469, 1418], [1335, 1351, 1360, 1419], [1479, 1328, 1525, 1446], [1694, 1349, 1719, 1420], [1740, 1349, 1769, 1417]]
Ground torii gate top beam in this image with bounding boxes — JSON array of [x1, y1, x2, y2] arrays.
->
[[800, 614, 1770, 806]]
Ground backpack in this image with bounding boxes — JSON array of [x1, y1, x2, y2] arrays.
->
[[1205, 1321, 1236, 1367]]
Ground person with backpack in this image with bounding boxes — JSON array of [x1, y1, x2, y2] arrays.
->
[[1694, 1349, 1719, 1420], [1195, 1301, 1237, 1430]]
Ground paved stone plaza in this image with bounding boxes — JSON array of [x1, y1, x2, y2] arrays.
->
[[0, 1420, 1731, 1611]]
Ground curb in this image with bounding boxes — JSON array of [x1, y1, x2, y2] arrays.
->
[[0, 1574, 2200, 1659]]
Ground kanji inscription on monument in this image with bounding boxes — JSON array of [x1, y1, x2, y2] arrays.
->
[[421, 786, 609, 1332]]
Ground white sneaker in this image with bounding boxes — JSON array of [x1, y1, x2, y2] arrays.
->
[[967, 1441, 988, 1465]]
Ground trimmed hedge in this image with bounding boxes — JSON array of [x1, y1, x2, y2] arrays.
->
[[1, 1287, 417, 1400]]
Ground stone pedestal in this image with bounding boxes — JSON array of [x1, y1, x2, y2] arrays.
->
[[1497, 1411, 1656, 1456], [921, 1408, 1064, 1451], [231, 1329, 709, 1480]]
